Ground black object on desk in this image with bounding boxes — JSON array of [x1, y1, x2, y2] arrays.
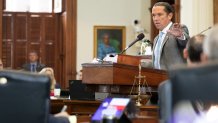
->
[[69, 80, 95, 101]]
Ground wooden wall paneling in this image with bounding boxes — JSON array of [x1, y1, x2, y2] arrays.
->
[[15, 14, 27, 41], [40, 14, 45, 64], [44, 43, 55, 67], [43, 15, 56, 68], [2, 13, 13, 67], [2, 13, 12, 40], [3, 0, 5, 10], [2, 41, 12, 68], [214, 0, 218, 24], [13, 41, 27, 69], [1, 0, 77, 88], [2, 12, 62, 84], [42, 14, 62, 84], [150, 0, 159, 43], [28, 14, 42, 64], [174, 0, 180, 23], [13, 13, 28, 69], [54, 14, 62, 84], [60, 12, 66, 87], [62, 0, 66, 12], [29, 15, 41, 43], [0, 0, 3, 58]]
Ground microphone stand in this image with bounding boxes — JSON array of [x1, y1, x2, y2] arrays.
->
[[120, 33, 145, 54], [199, 26, 212, 34], [120, 48, 128, 54]]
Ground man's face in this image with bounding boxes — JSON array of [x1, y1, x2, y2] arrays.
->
[[29, 52, 38, 62], [103, 35, 110, 45], [152, 6, 173, 31]]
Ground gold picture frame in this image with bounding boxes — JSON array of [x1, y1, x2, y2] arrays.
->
[[94, 25, 126, 59]]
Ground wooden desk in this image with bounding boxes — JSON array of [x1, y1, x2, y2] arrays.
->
[[63, 100, 101, 115], [82, 63, 167, 86], [138, 105, 158, 118], [50, 99, 159, 123], [50, 99, 65, 114], [75, 116, 158, 123], [51, 99, 158, 115], [76, 116, 158, 123], [50, 99, 101, 115]]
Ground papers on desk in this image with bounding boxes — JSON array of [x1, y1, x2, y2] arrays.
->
[[50, 96, 70, 100], [92, 53, 118, 63], [103, 53, 118, 63]]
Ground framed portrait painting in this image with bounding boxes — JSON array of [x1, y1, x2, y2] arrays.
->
[[94, 26, 126, 60]]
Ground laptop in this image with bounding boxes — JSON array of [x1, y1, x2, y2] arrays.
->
[[69, 80, 95, 100]]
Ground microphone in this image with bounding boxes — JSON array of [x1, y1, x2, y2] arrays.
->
[[199, 26, 212, 34], [120, 33, 145, 54]]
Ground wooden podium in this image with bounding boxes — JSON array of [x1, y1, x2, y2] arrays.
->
[[82, 55, 167, 88], [117, 54, 152, 66]]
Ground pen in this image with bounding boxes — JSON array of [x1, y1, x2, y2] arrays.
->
[[61, 105, 67, 112]]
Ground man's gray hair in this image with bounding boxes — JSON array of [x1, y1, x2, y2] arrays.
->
[[203, 25, 218, 60]]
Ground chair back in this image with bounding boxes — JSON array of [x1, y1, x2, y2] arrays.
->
[[0, 70, 50, 123]]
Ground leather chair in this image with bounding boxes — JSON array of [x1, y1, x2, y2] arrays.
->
[[158, 62, 218, 123], [0, 70, 50, 123], [158, 80, 172, 123]]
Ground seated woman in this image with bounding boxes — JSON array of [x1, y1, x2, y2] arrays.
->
[[39, 67, 59, 96]]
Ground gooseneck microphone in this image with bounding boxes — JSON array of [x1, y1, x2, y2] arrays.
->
[[199, 26, 212, 34], [120, 33, 145, 54]]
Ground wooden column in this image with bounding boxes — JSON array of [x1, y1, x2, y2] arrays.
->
[[174, 0, 180, 23], [150, 0, 159, 43], [214, 0, 218, 24], [0, 0, 3, 58], [63, 0, 77, 88]]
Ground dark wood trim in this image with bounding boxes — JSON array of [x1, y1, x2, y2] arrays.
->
[[175, 0, 180, 23], [62, 0, 66, 12], [150, 0, 159, 43], [52, 0, 54, 13], [54, 14, 61, 86], [3, 0, 5, 10], [63, 0, 77, 88], [0, 0, 2, 58], [214, 0, 218, 24]]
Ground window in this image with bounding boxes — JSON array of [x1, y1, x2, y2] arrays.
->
[[5, 0, 62, 13]]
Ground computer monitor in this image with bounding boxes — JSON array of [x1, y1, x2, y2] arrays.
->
[[69, 80, 95, 100], [169, 63, 218, 123], [0, 70, 50, 123]]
